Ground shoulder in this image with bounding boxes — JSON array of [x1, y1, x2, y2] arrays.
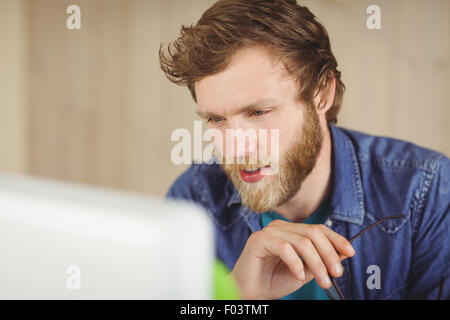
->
[[336, 125, 449, 229], [166, 162, 249, 232], [339, 126, 446, 171], [166, 161, 236, 207]]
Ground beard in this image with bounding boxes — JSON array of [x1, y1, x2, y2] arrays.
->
[[220, 104, 323, 213]]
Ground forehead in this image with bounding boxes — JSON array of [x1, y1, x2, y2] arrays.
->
[[195, 46, 296, 114]]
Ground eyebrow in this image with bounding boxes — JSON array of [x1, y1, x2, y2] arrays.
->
[[196, 98, 280, 119]]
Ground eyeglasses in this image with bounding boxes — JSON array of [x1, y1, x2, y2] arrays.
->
[[325, 214, 417, 300]]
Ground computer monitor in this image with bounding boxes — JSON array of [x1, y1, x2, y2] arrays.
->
[[0, 173, 214, 299]]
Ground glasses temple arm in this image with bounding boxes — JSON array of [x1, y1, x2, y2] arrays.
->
[[327, 214, 405, 300], [349, 214, 405, 243]]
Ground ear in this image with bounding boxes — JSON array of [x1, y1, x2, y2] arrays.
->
[[313, 73, 336, 116]]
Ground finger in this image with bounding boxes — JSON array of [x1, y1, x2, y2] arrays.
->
[[318, 225, 356, 257], [273, 220, 355, 258], [251, 231, 306, 281], [265, 221, 350, 277], [302, 225, 344, 278], [264, 227, 332, 289]]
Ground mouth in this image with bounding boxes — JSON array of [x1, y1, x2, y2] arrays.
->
[[239, 165, 271, 183]]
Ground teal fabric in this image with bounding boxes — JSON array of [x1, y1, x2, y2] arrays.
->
[[260, 194, 332, 300]]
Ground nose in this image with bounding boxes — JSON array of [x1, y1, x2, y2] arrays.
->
[[225, 119, 258, 162]]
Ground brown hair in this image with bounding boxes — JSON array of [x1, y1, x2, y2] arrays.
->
[[159, 0, 345, 124]]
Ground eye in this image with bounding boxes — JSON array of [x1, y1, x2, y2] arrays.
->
[[207, 117, 224, 124], [251, 110, 267, 117]]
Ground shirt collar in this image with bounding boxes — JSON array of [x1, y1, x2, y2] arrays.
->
[[328, 123, 365, 225], [227, 188, 242, 208], [226, 123, 366, 226]]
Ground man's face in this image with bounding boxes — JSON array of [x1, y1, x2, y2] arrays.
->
[[195, 45, 323, 213]]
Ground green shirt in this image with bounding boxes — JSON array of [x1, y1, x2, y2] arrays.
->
[[260, 194, 332, 300]]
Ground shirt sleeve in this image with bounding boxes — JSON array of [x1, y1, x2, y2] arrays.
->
[[407, 154, 450, 299]]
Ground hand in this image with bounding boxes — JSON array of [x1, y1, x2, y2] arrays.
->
[[229, 220, 355, 299]]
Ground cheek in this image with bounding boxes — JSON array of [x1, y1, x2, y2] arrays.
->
[[255, 128, 280, 159], [264, 113, 303, 158]]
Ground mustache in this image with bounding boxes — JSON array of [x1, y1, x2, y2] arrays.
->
[[218, 153, 276, 166], [221, 156, 280, 176]]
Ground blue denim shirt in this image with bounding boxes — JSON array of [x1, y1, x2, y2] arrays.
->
[[166, 123, 450, 300]]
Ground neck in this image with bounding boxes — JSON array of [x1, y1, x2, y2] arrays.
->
[[274, 121, 333, 223]]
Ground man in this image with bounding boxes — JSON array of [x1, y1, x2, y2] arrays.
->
[[160, 0, 449, 299]]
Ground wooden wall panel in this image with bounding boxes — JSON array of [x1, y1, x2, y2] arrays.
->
[[0, 0, 27, 173]]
